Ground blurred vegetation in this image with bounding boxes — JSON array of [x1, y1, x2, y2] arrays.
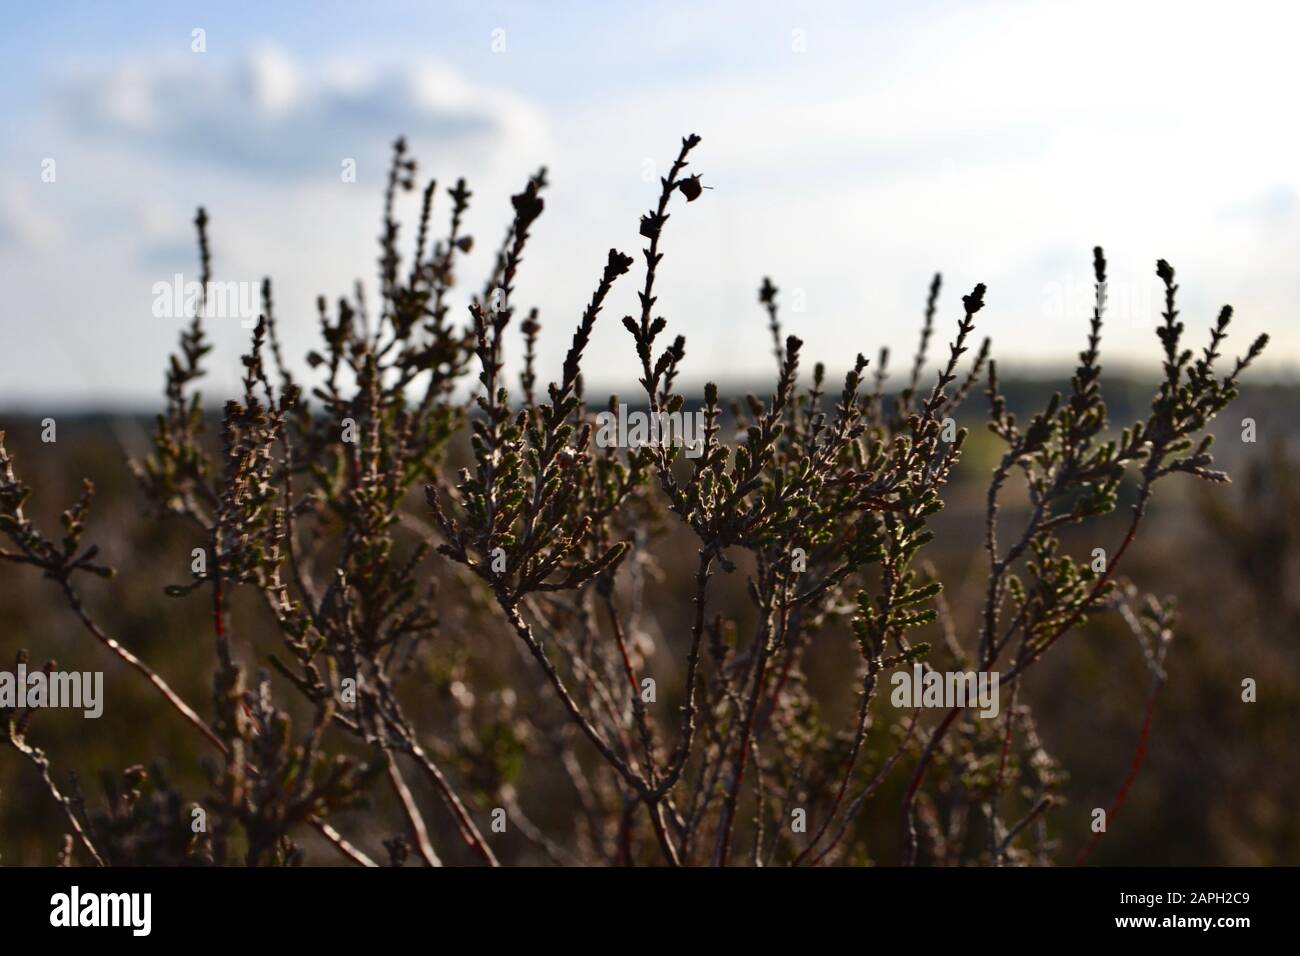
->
[[2, 377, 1296, 865]]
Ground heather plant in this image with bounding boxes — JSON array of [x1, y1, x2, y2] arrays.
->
[[0, 134, 1268, 866]]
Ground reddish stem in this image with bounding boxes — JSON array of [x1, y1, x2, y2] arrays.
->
[[1074, 678, 1163, 867]]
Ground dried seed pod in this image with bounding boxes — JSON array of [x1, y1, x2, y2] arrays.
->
[[678, 174, 704, 201]]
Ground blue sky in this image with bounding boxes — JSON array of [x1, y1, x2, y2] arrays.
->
[[1, 0, 1296, 406]]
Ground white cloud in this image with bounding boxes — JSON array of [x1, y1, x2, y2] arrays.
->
[[58, 46, 550, 181], [0, 187, 63, 252]]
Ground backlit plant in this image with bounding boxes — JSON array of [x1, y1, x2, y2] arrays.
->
[[0, 135, 1267, 866]]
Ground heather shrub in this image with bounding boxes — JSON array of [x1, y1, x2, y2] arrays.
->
[[0, 134, 1269, 866]]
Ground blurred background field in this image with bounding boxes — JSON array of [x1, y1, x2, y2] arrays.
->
[[2, 375, 1297, 865]]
